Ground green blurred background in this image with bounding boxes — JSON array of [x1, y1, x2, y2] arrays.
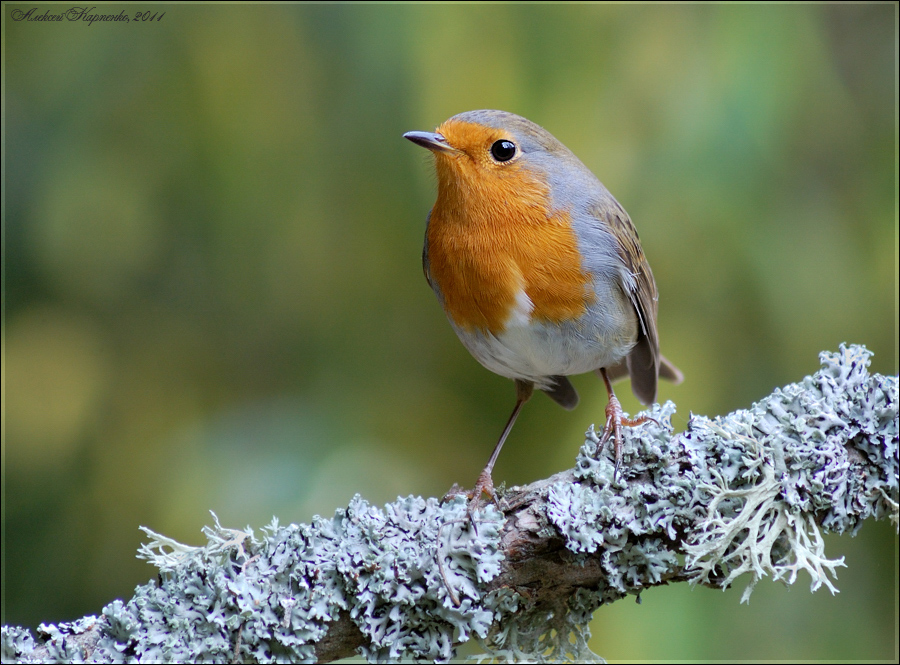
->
[[3, 4, 897, 661]]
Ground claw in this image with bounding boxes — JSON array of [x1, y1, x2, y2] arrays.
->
[[596, 368, 659, 481], [441, 469, 500, 536]]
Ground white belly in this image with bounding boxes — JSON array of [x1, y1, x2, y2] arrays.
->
[[450, 284, 638, 389]]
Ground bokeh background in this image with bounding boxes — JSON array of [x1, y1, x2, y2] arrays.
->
[[3, 3, 897, 661]]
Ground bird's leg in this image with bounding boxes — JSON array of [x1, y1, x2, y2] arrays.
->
[[444, 380, 534, 509], [596, 367, 658, 480], [469, 379, 533, 506]]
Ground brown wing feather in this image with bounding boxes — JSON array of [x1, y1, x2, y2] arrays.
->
[[596, 200, 661, 405]]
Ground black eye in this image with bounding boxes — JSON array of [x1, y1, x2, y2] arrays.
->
[[490, 139, 517, 162]]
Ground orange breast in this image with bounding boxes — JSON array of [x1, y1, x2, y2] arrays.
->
[[426, 146, 593, 334]]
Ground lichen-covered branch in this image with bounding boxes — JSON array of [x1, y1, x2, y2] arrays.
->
[[3, 345, 897, 664]]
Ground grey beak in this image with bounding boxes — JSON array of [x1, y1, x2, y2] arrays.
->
[[403, 131, 455, 154]]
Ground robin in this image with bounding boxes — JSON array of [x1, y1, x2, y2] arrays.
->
[[404, 110, 682, 502]]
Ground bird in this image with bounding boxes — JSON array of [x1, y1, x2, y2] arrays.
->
[[404, 110, 682, 503]]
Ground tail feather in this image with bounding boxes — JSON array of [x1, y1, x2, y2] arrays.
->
[[542, 375, 579, 410], [658, 355, 683, 385]]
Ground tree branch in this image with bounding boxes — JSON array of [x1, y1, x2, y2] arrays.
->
[[3, 345, 897, 663]]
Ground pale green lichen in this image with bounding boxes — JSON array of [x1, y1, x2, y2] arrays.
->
[[3, 345, 897, 664], [472, 587, 604, 664], [3, 496, 506, 664], [547, 344, 898, 608], [682, 345, 898, 601]]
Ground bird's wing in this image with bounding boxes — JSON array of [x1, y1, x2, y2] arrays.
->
[[593, 199, 661, 404]]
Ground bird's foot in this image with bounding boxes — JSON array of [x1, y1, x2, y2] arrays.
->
[[440, 469, 501, 534], [597, 395, 659, 481], [469, 469, 499, 506], [442, 469, 499, 505]]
